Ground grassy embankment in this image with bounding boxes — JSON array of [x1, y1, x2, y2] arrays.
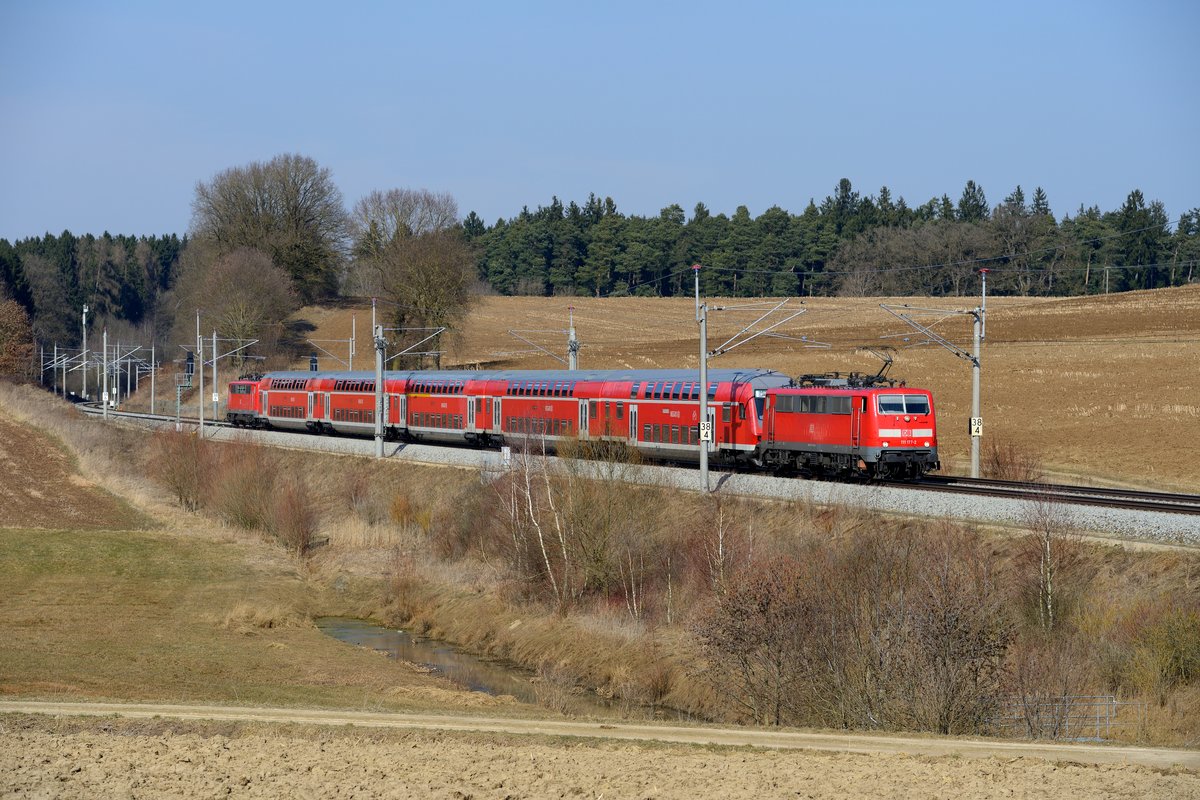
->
[[2, 376, 1199, 745], [0, 384, 532, 716]]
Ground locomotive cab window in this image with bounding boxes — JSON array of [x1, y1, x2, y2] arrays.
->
[[878, 394, 930, 415], [904, 395, 931, 415]]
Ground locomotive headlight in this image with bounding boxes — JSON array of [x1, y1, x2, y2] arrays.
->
[[881, 441, 889, 448], [924, 441, 930, 447], [904, 415, 910, 422]]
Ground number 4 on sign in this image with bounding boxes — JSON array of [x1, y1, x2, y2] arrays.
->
[[969, 417, 983, 437]]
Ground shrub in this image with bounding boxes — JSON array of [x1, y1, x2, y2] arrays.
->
[[1132, 606, 1200, 704], [984, 438, 1044, 482], [1004, 633, 1093, 738], [692, 530, 1010, 733], [271, 477, 319, 556], [210, 438, 276, 530], [344, 466, 388, 524], [693, 555, 812, 726], [147, 429, 216, 511]]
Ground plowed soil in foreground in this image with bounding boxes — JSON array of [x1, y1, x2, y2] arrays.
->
[[3, 710, 1197, 800]]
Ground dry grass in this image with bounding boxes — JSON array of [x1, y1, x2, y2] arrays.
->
[[220, 601, 311, 634]]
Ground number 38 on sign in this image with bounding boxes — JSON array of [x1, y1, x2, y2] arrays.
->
[[969, 417, 983, 437]]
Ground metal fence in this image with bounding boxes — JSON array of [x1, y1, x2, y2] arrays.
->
[[989, 695, 1147, 741]]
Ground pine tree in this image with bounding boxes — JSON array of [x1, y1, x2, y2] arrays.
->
[[956, 180, 990, 222], [1031, 187, 1051, 217], [1003, 185, 1027, 213]]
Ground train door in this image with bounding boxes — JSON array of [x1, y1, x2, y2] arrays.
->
[[389, 394, 400, 425], [466, 396, 475, 429], [323, 392, 331, 424], [261, 391, 269, 417], [578, 400, 590, 440], [399, 394, 408, 429], [492, 398, 501, 432], [473, 398, 485, 432], [307, 392, 315, 420], [628, 404, 639, 445], [851, 395, 864, 451], [766, 398, 776, 444]]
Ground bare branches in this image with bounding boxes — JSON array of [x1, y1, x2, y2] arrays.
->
[[191, 154, 350, 303], [693, 530, 1011, 732], [351, 188, 459, 246]]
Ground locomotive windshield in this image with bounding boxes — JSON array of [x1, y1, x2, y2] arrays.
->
[[878, 394, 931, 415]]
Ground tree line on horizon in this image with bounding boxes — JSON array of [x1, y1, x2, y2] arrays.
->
[[1, 154, 1197, 380], [467, 180, 1199, 299]]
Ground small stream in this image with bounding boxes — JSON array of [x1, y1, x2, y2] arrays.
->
[[316, 617, 630, 718]]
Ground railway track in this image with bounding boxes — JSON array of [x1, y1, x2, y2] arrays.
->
[[81, 403, 1200, 519], [78, 403, 232, 428], [904, 475, 1200, 516]]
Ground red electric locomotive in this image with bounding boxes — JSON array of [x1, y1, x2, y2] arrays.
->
[[759, 376, 939, 478], [226, 377, 263, 427]]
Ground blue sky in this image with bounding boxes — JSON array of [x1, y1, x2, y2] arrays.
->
[[1, 0, 1196, 241]]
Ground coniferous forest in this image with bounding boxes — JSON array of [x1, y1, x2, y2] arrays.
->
[[466, 180, 1198, 299]]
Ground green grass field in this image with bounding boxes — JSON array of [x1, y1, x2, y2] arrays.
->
[[0, 526, 508, 712]]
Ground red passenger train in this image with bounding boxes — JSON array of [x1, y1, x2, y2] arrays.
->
[[226, 368, 939, 479]]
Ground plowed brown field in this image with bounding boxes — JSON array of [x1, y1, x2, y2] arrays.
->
[[0, 414, 144, 530]]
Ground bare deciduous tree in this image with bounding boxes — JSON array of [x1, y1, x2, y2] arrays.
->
[[1008, 635, 1091, 738], [347, 188, 476, 367], [351, 188, 460, 248], [171, 245, 298, 368], [693, 556, 812, 726], [191, 153, 350, 303], [1016, 498, 1090, 632], [0, 299, 36, 380]]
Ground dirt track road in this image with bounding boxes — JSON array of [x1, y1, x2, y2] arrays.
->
[[3, 700, 1196, 770]]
